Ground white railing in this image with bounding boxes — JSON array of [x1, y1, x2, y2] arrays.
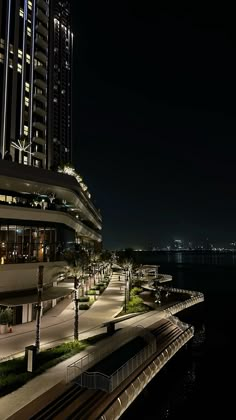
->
[[164, 295, 204, 316], [100, 326, 194, 420], [67, 325, 153, 383], [159, 285, 204, 299], [78, 339, 156, 393]]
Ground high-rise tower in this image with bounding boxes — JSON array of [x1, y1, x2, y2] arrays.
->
[[0, 2, 102, 325], [0, 0, 72, 169], [48, 0, 73, 169], [0, 0, 49, 168]]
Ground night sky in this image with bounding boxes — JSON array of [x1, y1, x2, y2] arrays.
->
[[71, 3, 236, 249]]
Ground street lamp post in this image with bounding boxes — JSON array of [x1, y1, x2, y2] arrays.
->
[[35, 265, 44, 351], [124, 269, 129, 313], [74, 274, 80, 341]]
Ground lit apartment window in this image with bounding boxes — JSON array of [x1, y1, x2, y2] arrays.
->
[[27, 27, 31, 37], [0, 53, 4, 63], [28, 1, 32, 10], [26, 54, 31, 64], [18, 49, 23, 59], [36, 87, 43, 95], [0, 39, 4, 49], [10, 44, 13, 54], [9, 59, 13, 68], [25, 82, 30, 92], [17, 63, 22, 73], [23, 155, 28, 165], [34, 59, 43, 67], [19, 8, 24, 17], [24, 125, 29, 136], [25, 97, 29, 107]]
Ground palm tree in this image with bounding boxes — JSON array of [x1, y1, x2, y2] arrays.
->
[[90, 251, 102, 285], [64, 248, 84, 341], [120, 259, 133, 312]]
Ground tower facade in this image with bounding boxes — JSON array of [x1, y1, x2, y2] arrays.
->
[[0, 0, 49, 168], [0, 0, 72, 169], [48, 0, 73, 169]]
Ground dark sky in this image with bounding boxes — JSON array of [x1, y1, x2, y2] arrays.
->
[[71, 2, 236, 249]]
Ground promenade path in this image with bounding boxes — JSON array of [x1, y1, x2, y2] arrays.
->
[[0, 272, 125, 360], [0, 272, 170, 419]]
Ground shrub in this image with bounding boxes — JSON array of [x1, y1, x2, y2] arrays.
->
[[86, 290, 96, 295], [130, 287, 142, 297], [125, 295, 149, 314], [0, 307, 13, 325], [96, 282, 106, 288], [79, 303, 89, 310], [91, 286, 100, 290], [0, 340, 88, 397], [78, 297, 89, 302]]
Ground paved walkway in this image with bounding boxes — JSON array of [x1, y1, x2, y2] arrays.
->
[[0, 272, 141, 419], [0, 272, 125, 360], [0, 272, 170, 420]]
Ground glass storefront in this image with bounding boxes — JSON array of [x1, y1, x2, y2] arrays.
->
[[0, 225, 57, 264]]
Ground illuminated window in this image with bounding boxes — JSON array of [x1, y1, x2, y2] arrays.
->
[[28, 1, 32, 10], [27, 27, 31, 37], [17, 63, 22, 73], [18, 49, 23, 59], [34, 159, 41, 168], [25, 97, 29, 107], [24, 155, 28, 165], [9, 59, 13, 68], [24, 125, 29, 136], [25, 82, 30, 92], [0, 39, 4, 49], [19, 8, 24, 17], [0, 52, 4, 63], [9, 44, 13, 54], [26, 54, 31, 64]]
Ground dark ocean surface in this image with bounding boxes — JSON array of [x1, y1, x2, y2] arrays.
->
[[121, 252, 236, 419]]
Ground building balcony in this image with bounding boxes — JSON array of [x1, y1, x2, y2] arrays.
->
[[0, 204, 102, 243], [35, 49, 47, 65], [34, 64, 47, 78], [34, 92, 47, 104], [36, 8, 48, 26], [37, 0, 49, 13], [33, 106, 46, 118], [32, 136, 46, 146], [32, 150, 46, 161], [35, 35, 48, 51], [32, 136, 45, 146], [34, 78, 47, 90], [36, 23, 48, 38], [33, 121, 46, 132], [0, 161, 102, 231]]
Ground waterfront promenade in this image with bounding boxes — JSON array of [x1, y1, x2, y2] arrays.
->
[[0, 272, 125, 360], [0, 272, 203, 419]]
